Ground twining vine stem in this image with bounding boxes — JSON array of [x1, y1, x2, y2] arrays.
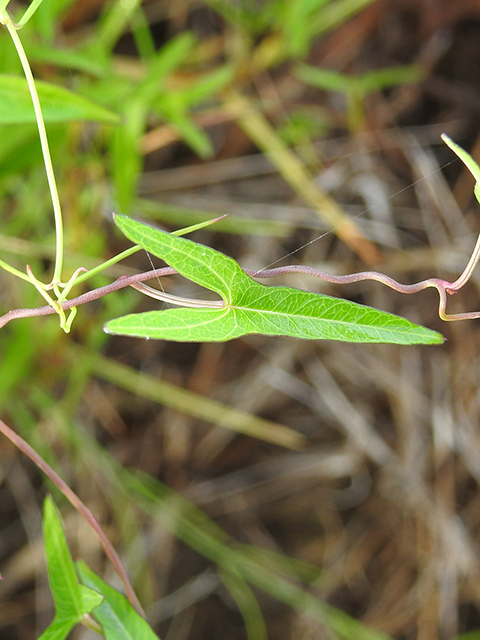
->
[[1, 242, 480, 329]]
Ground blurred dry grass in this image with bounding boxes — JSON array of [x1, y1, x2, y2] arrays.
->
[[3, 0, 480, 638]]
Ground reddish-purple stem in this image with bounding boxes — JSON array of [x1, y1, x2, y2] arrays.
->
[[0, 267, 176, 328], [0, 260, 477, 328], [0, 418, 145, 617]]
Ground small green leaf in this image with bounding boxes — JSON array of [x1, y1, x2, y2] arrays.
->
[[77, 561, 160, 640], [0, 75, 120, 124], [39, 497, 103, 640], [105, 216, 444, 345]]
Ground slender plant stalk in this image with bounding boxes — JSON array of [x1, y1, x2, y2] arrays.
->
[[16, 0, 44, 28], [2, 15, 65, 285], [0, 0, 10, 16], [0, 418, 145, 617], [0, 257, 34, 283]]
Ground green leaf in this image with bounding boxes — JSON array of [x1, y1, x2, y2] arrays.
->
[[39, 497, 103, 640], [37, 616, 78, 640], [76, 561, 160, 640], [0, 75, 120, 124], [104, 215, 444, 345]]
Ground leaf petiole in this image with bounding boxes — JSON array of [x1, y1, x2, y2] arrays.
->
[[129, 281, 224, 308]]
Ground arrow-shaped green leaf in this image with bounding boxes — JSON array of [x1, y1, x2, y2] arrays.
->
[[104, 215, 444, 345]]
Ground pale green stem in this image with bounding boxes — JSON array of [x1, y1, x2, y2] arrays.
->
[[16, 0, 45, 27], [0, 0, 45, 28], [73, 246, 142, 286], [4, 17, 64, 285], [56, 267, 89, 304], [27, 266, 74, 331], [63, 306, 77, 332], [26, 266, 61, 310], [0, 258, 35, 283], [448, 233, 480, 292]]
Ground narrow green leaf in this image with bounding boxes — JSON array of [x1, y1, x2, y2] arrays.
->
[[41, 496, 103, 636], [442, 134, 480, 185], [76, 561, 160, 640], [105, 216, 444, 345], [43, 495, 84, 617], [0, 75, 120, 124], [92, 354, 304, 448], [177, 65, 234, 106]]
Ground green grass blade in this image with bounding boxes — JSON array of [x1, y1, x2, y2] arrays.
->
[[121, 469, 393, 640], [137, 198, 291, 237], [27, 44, 110, 77], [91, 355, 305, 449], [308, 0, 377, 39], [219, 569, 268, 640], [295, 63, 421, 94], [158, 102, 214, 158], [0, 74, 120, 123], [76, 561, 160, 640], [108, 215, 444, 345]]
